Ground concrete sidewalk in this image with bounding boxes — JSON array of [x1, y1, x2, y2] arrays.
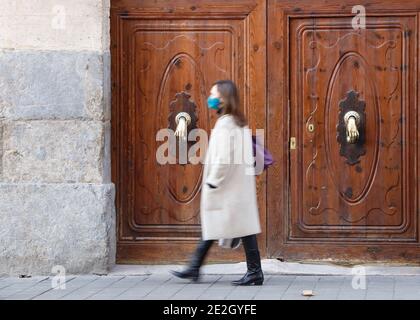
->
[[1, 274, 420, 300], [1, 260, 420, 300]]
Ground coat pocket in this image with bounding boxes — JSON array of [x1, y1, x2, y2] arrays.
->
[[203, 184, 223, 211]]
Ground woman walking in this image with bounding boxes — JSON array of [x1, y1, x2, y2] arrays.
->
[[170, 80, 263, 286]]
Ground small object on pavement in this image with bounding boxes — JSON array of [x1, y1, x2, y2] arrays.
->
[[302, 290, 314, 296]]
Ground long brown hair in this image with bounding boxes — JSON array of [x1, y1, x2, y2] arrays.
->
[[213, 80, 247, 127]]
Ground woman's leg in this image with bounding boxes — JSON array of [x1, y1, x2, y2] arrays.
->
[[231, 234, 264, 286], [170, 239, 214, 281]]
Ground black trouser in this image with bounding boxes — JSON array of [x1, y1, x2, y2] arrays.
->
[[189, 234, 261, 271]]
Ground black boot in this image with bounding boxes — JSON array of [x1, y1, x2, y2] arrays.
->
[[232, 234, 264, 286], [170, 239, 213, 282]]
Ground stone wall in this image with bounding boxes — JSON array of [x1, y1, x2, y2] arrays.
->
[[0, 0, 115, 275]]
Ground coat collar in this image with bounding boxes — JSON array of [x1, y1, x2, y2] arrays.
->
[[218, 114, 232, 121]]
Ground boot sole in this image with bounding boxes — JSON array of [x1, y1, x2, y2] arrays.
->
[[231, 280, 264, 286], [170, 270, 199, 282]]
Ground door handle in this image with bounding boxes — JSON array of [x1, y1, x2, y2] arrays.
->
[[344, 111, 361, 144]]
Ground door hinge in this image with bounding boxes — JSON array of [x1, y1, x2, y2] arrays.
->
[[290, 137, 296, 150]]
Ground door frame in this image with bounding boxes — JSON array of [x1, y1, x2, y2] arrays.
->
[[267, 0, 420, 263]]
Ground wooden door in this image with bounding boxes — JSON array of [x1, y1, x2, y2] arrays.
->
[[111, 0, 266, 263], [268, 0, 420, 262]]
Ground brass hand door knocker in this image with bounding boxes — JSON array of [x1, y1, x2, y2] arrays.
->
[[344, 111, 361, 144], [168, 91, 198, 148], [337, 90, 366, 165], [174, 112, 192, 141]]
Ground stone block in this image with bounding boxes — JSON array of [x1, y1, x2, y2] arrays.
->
[[2, 120, 108, 183], [0, 51, 108, 120], [0, 183, 115, 276]]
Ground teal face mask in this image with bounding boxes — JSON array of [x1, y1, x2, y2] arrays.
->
[[207, 96, 221, 110]]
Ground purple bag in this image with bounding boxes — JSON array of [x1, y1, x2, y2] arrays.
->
[[252, 135, 274, 171]]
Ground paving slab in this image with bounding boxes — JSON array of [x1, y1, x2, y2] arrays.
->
[[1, 273, 420, 300]]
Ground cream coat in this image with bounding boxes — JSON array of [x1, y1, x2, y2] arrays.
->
[[200, 114, 261, 240]]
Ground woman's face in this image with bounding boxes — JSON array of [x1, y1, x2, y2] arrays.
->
[[210, 85, 222, 102]]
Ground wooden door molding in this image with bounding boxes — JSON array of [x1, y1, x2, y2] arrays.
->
[[111, 0, 266, 263], [268, 0, 420, 262]]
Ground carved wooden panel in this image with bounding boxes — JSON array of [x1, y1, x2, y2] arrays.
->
[[289, 15, 417, 241], [132, 23, 233, 230], [112, 0, 266, 262]]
